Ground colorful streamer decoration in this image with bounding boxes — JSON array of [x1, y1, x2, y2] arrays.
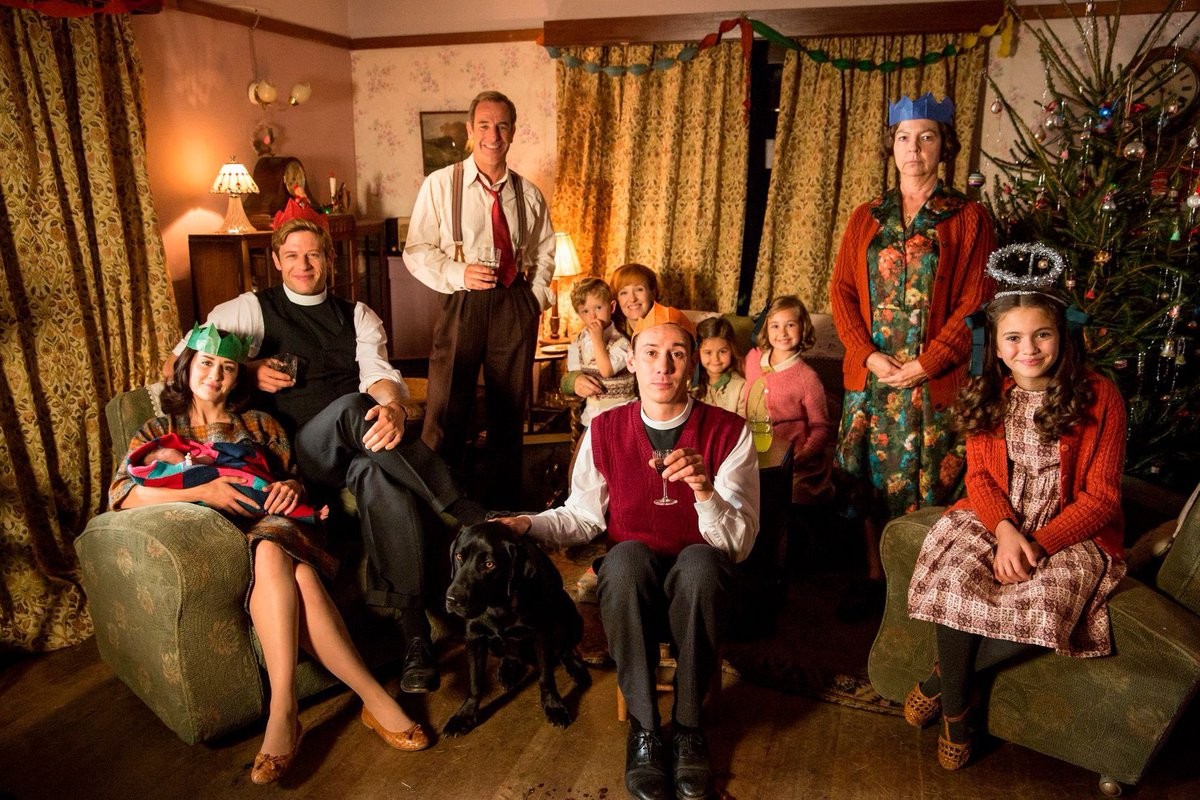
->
[[545, 9, 1015, 76]]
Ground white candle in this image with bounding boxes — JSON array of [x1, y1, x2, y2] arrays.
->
[[329, 174, 337, 204]]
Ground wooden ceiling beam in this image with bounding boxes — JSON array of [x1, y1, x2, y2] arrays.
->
[[542, 1, 1006, 47]]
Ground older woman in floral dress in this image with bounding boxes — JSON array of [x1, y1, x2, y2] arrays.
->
[[829, 93, 994, 618]]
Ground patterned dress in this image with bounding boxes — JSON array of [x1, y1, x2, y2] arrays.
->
[[110, 410, 338, 607], [836, 184, 969, 520], [907, 389, 1125, 657]]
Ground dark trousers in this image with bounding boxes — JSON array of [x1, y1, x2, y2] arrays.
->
[[422, 281, 540, 508], [296, 393, 462, 610], [598, 540, 733, 729]]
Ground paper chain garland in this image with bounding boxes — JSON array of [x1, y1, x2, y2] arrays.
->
[[543, 10, 1014, 77]]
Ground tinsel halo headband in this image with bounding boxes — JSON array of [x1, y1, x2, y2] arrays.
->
[[986, 242, 1069, 304], [966, 243, 1088, 375]]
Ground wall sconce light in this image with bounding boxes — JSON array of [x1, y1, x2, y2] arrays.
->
[[549, 232, 582, 339], [210, 157, 260, 234], [248, 80, 312, 110]]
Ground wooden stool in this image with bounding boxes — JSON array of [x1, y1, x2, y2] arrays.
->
[[616, 643, 723, 721]]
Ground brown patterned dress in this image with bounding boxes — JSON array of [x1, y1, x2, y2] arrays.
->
[[110, 410, 338, 608], [907, 388, 1125, 657]]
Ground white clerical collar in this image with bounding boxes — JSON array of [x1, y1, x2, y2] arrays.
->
[[283, 284, 327, 306], [641, 398, 694, 431]]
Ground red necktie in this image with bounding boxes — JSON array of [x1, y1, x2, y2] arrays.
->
[[480, 182, 516, 287]]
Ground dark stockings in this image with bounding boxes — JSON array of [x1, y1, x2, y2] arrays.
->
[[921, 625, 1044, 741]]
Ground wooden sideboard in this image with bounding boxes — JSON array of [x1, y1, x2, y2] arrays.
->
[[188, 215, 390, 353]]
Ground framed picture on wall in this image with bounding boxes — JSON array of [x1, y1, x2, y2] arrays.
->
[[420, 111, 469, 175]]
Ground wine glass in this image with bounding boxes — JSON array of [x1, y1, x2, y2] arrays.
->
[[651, 448, 677, 506]]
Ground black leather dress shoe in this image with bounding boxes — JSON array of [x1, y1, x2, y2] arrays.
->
[[400, 637, 440, 693], [625, 727, 670, 800], [672, 729, 713, 800]]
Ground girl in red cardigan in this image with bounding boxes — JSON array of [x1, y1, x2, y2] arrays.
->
[[903, 287, 1126, 771]]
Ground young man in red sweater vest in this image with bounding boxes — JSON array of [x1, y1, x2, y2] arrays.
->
[[499, 308, 760, 800]]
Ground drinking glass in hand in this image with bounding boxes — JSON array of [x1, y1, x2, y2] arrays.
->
[[478, 246, 502, 273], [748, 417, 773, 454], [270, 352, 299, 381], [652, 448, 677, 506]]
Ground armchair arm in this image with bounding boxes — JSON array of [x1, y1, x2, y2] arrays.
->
[[76, 503, 263, 744]]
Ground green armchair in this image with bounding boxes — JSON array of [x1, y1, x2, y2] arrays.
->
[[868, 485, 1200, 795], [74, 385, 400, 744]]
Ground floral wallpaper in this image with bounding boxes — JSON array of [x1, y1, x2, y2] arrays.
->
[[351, 42, 557, 220]]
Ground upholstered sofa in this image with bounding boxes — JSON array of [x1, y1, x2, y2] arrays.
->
[[74, 384, 409, 744], [868, 483, 1200, 795]]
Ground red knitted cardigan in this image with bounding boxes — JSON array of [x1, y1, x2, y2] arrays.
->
[[947, 373, 1127, 558], [829, 197, 996, 413]]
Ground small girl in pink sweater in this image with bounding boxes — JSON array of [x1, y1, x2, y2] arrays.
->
[[742, 295, 833, 504]]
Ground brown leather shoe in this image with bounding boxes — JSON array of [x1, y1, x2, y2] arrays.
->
[[361, 706, 431, 751], [936, 711, 972, 771], [250, 721, 303, 785]]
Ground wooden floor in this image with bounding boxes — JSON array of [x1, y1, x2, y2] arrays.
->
[[4, 594, 1200, 800]]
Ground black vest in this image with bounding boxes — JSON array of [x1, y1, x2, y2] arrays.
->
[[255, 285, 361, 435]]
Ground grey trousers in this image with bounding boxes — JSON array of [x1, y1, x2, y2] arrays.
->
[[598, 540, 733, 729], [295, 393, 462, 610]]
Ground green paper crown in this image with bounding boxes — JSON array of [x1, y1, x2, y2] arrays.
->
[[186, 323, 252, 363]]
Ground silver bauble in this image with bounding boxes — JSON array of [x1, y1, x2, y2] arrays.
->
[[1123, 140, 1146, 159]]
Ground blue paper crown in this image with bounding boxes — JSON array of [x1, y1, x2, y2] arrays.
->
[[888, 93, 955, 125]]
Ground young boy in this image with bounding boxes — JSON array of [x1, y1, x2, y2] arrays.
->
[[567, 277, 634, 429]]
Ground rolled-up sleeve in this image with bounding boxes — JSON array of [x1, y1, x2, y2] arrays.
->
[[352, 302, 407, 396]]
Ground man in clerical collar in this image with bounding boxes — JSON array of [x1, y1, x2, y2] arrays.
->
[[169, 201, 486, 697], [498, 308, 760, 800]]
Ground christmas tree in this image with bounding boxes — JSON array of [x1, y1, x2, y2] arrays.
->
[[985, 0, 1200, 491]]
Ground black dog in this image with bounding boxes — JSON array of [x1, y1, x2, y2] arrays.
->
[[443, 522, 591, 735]]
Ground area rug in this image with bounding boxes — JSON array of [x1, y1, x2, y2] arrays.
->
[[552, 546, 902, 717]]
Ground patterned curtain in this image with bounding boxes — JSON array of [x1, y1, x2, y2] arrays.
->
[[554, 41, 748, 312], [0, 8, 178, 652], [752, 34, 987, 314]]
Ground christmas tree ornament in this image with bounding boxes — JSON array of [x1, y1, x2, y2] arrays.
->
[[1034, 128, 1048, 143], [1186, 192, 1200, 208], [1094, 250, 1112, 265], [1172, 222, 1182, 241], [1189, 132, 1199, 149], [1101, 192, 1118, 212], [967, 172, 985, 188], [1098, 102, 1114, 118], [989, 99, 1002, 114], [1124, 139, 1147, 159]]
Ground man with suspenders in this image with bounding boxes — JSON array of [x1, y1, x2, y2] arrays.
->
[[404, 90, 556, 507]]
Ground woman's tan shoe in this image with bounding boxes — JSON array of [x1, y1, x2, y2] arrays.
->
[[936, 711, 972, 771], [361, 706, 431, 751], [250, 722, 303, 785]]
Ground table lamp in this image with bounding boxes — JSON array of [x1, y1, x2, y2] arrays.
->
[[210, 158, 260, 234], [550, 232, 582, 338]]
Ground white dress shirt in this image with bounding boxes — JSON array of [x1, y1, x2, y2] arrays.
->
[[526, 400, 761, 563], [403, 156, 556, 310], [174, 286, 407, 397]]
